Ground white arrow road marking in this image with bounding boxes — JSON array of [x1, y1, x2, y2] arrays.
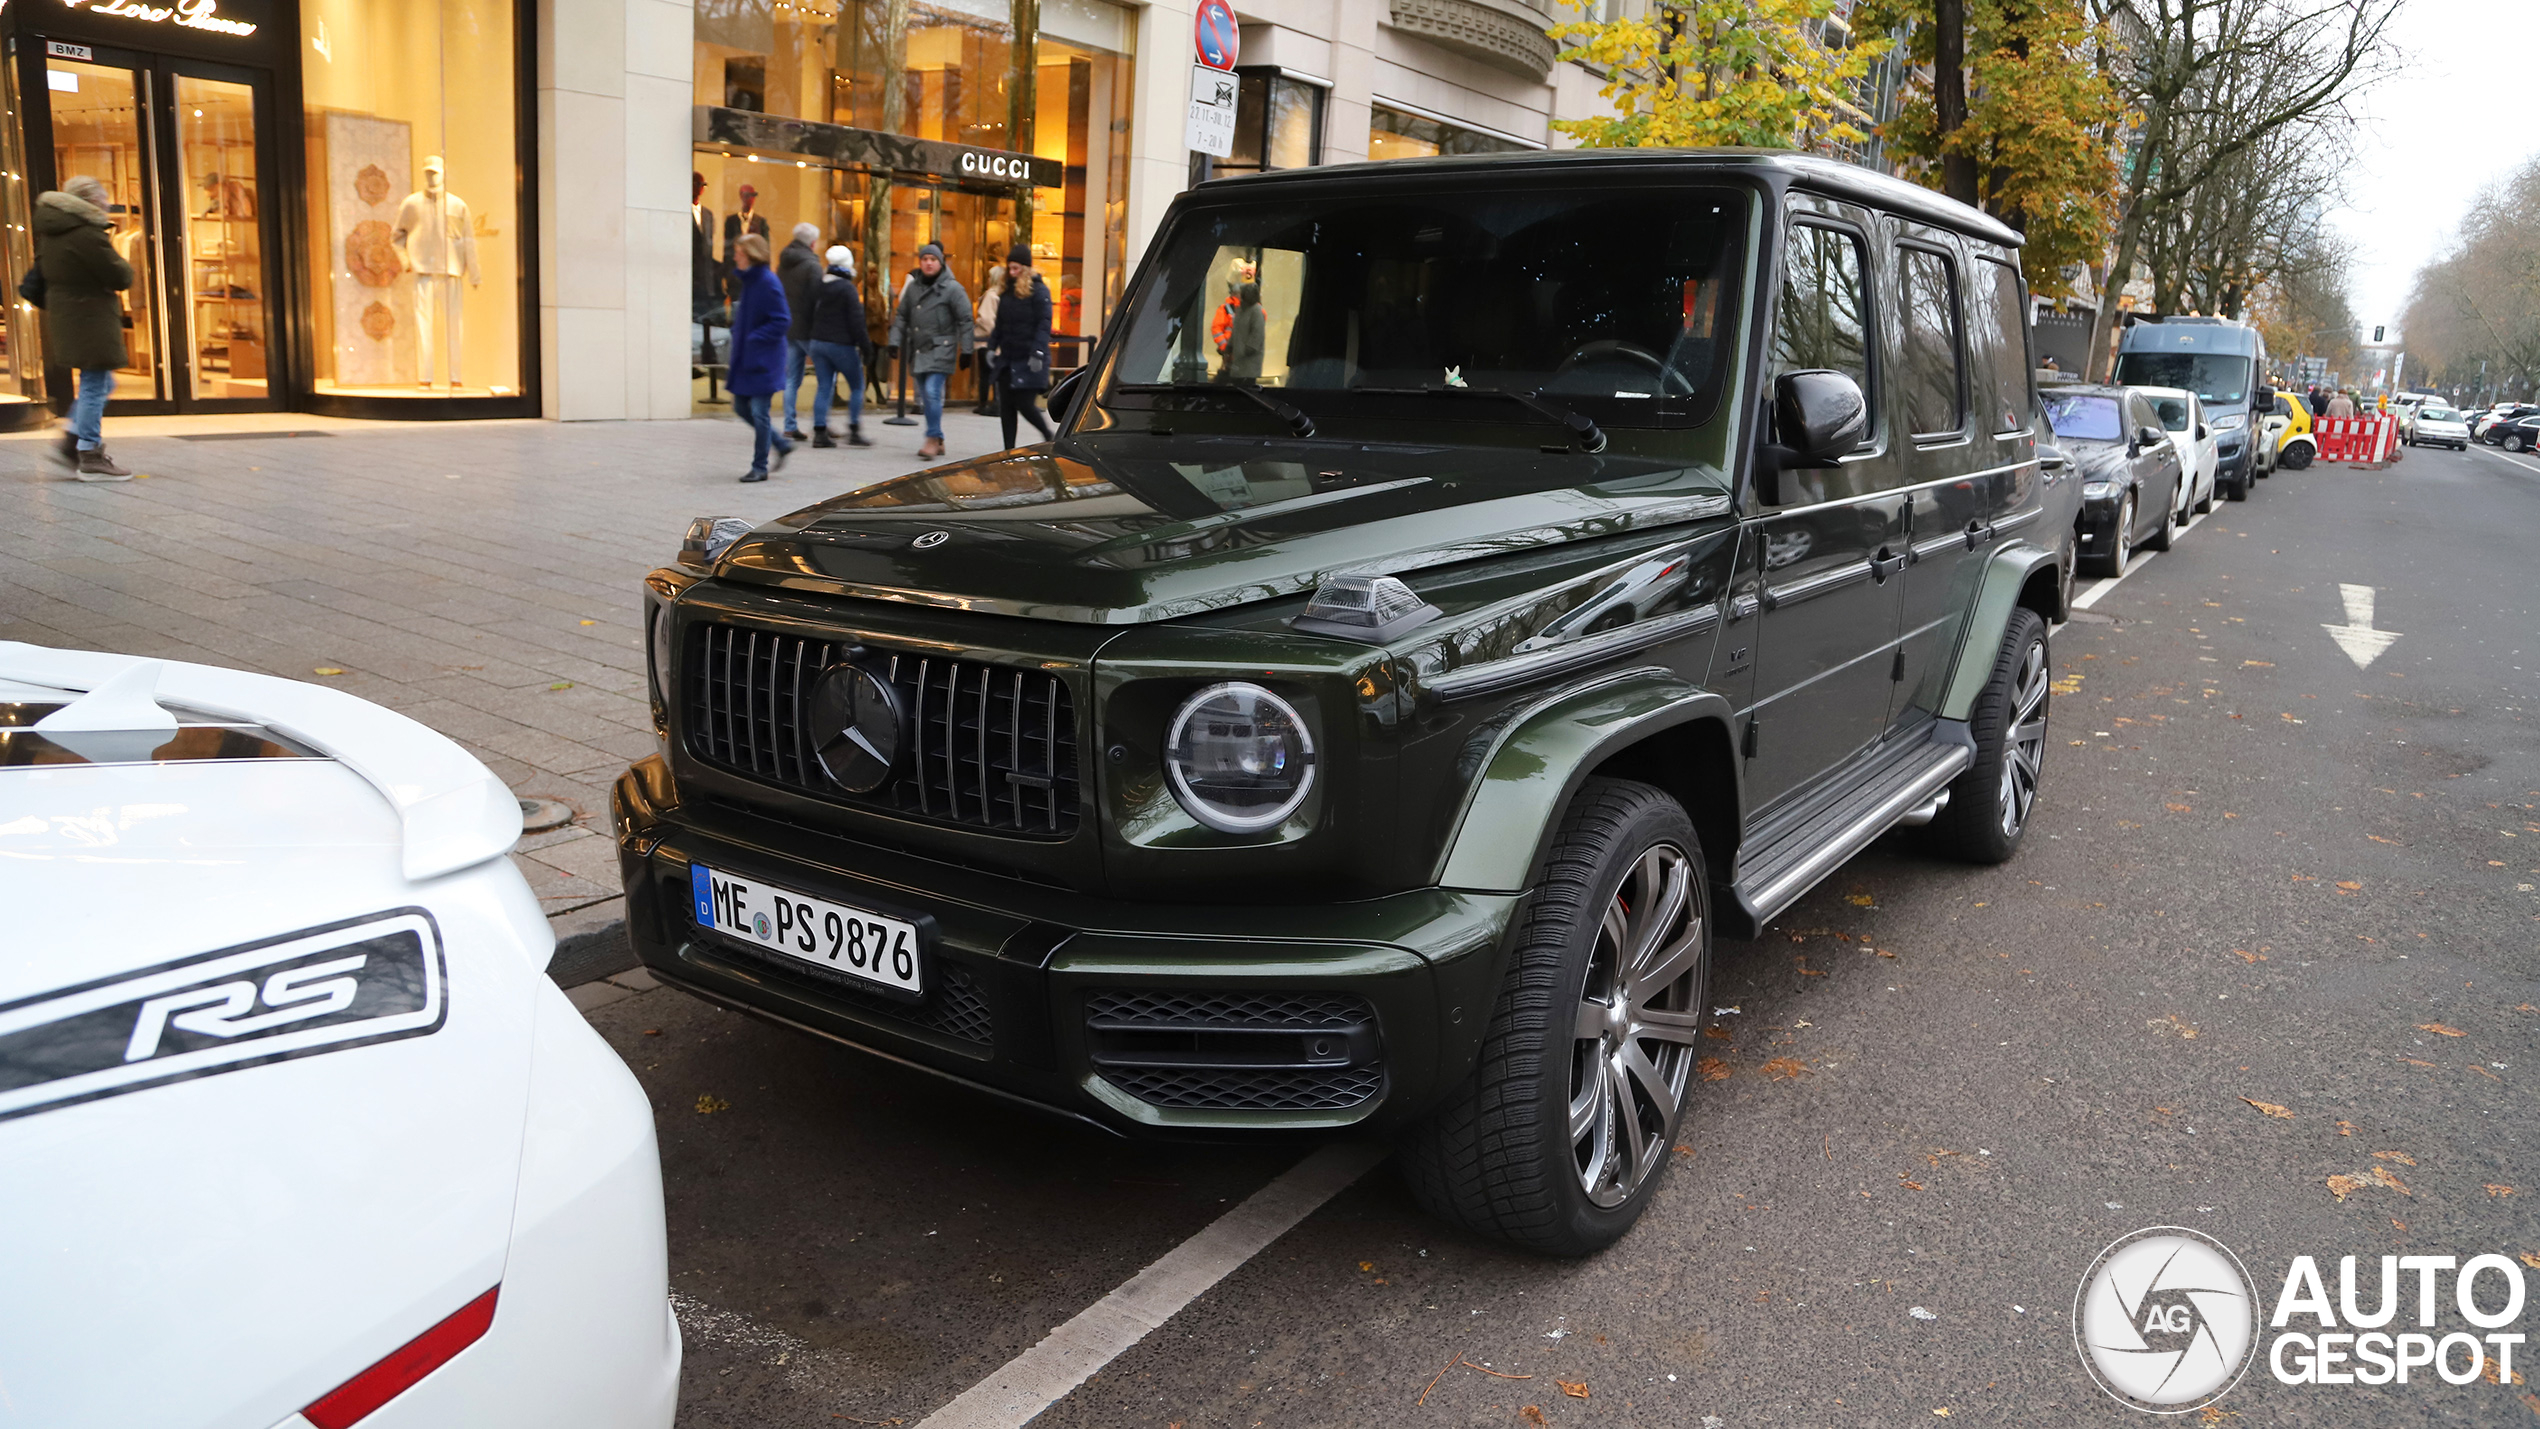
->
[[2323, 582, 2402, 669]]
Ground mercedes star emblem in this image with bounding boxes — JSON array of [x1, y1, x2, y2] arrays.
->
[[912, 529, 951, 550], [807, 664, 904, 793]]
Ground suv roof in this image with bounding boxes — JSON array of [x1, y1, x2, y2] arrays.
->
[[1197, 147, 2026, 249]]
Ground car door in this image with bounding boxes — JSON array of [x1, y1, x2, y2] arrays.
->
[[2127, 392, 2178, 529], [1742, 203, 1909, 815], [1888, 238, 2032, 741]]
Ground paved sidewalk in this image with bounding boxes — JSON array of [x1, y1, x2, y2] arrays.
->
[[0, 406, 1009, 945]]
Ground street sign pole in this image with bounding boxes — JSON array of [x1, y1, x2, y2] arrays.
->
[[1185, 0, 1238, 168]]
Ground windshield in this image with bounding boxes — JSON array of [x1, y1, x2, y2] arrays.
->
[[2422, 407, 2458, 421], [1093, 184, 1749, 435], [2114, 352, 2251, 407], [2043, 393, 2123, 443], [2146, 395, 2193, 431]]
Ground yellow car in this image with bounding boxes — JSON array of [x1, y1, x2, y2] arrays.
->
[[2267, 390, 2315, 471]]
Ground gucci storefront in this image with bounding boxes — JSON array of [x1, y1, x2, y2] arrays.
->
[[0, 0, 535, 427]]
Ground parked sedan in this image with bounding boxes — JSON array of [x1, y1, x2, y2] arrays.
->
[[2474, 404, 2537, 442], [2406, 404, 2471, 450], [2045, 384, 2185, 576], [2136, 385, 2218, 516], [0, 646, 681, 1429], [2491, 413, 2540, 453]]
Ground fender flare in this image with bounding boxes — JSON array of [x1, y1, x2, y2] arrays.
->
[[1434, 667, 1739, 894], [1937, 541, 2059, 722]]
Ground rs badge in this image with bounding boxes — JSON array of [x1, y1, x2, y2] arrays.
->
[[0, 910, 448, 1121]]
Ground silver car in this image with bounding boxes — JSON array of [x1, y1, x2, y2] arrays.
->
[[2407, 404, 2471, 450]]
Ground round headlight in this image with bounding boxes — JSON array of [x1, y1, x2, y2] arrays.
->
[[1164, 682, 1316, 834]]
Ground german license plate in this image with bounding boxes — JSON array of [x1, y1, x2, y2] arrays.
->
[[690, 863, 923, 996]]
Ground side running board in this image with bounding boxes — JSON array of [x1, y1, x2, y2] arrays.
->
[[1727, 728, 1974, 935]]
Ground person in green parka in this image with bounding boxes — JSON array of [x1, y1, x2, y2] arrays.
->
[[35, 176, 134, 480]]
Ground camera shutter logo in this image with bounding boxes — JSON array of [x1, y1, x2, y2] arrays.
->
[[2075, 1226, 2258, 1412]]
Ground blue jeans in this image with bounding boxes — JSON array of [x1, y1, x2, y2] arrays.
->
[[70, 369, 114, 450], [917, 371, 948, 438], [781, 339, 810, 428], [736, 391, 789, 474], [810, 341, 864, 432]]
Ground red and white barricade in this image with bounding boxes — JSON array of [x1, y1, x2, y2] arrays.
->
[[2314, 415, 2397, 465]]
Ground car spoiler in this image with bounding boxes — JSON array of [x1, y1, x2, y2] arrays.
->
[[0, 643, 520, 881]]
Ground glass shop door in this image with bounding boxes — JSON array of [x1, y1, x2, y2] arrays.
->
[[33, 45, 279, 412]]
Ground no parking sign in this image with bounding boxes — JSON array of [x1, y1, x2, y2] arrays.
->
[[1185, 0, 1240, 157]]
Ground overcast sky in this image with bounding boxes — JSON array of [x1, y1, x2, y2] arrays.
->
[[2331, 0, 2529, 351]]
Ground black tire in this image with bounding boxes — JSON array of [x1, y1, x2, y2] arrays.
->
[[2507, 435, 2527, 454], [2280, 444, 2313, 471], [2148, 485, 2176, 549], [2224, 475, 2249, 501], [1926, 607, 2050, 865], [2194, 473, 2216, 515], [2093, 492, 2134, 576], [1400, 779, 1710, 1257]]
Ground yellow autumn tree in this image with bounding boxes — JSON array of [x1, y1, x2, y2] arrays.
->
[[1855, 0, 2124, 296], [1549, 0, 1890, 152]]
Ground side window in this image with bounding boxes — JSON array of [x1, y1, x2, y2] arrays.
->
[[1771, 222, 1874, 430], [1977, 258, 2031, 434], [1898, 246, 1965, 438]]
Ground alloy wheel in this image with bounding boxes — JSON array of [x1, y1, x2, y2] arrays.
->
[[1998, 639, 2049, 839], [1568, 844, 1703, 1208]]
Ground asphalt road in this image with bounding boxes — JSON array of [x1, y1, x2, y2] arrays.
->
[[583, 441, 2539, 1428]]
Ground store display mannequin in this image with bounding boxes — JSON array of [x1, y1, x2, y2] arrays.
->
[[394, 156, 480, 388], [722, 184, 768, 296]]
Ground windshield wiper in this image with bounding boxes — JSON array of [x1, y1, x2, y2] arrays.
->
[[1354, 385, 1607, 454], [1116, 382, 1315, 437]]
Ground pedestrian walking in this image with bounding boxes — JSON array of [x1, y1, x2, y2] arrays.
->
[[777, 221, 822, 440], [725, 232, 793, 483], [986, 243, 1056, 449], [887, 242, 972, 460], [34, 176, 134, 480], [807, 244, 871, 449], [2325, 389, 2356, 418], [970, 274, 1001, 416], [1221, 281, 1266, 385]]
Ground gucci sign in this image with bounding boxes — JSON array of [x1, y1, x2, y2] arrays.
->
[[958, 151, 1033, 182], [63, 0, 258, 37]]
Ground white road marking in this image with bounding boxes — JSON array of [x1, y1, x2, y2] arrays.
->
[[2070, 503, 2217, 611], [2476, 444, 2540, 478], [914, 1142, 1389, 1429], [2323, 582, 2402, 668]]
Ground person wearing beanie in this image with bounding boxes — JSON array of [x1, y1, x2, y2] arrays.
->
[[886, 241, 972, 460], [806, 244, 872, 447], [34, 175, 134, 479], [776, 221, 823, 440], [986, 241, 1056, 449]]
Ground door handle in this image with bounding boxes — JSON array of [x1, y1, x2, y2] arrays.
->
[[1870, 547, 1907, 582], [1962, 519, 1997, 550]]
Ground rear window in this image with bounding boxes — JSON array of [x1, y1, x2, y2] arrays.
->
[[2042, 392, 2122, 443]]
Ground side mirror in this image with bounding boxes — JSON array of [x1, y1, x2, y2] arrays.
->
[[2139, 424, 2168, 450], [1773, 369, 1868, 466], [1047, 368, 1088, 425], [2196, 422, 2209, 440]]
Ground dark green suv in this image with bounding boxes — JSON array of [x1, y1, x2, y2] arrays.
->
[[616, 150, 2072, 1254]]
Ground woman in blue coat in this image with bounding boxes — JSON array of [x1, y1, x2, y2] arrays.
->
[[726, 233, 793, 482]]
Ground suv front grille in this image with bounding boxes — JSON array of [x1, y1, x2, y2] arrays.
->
[[685, 621, 1079, 837], [1085, 989, 1383, 1113]]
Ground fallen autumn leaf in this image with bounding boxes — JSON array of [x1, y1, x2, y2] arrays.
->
[[2241, 1098, 2294, 1119]]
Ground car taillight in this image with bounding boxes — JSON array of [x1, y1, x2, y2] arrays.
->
[[301, 1286, 499, 1429]]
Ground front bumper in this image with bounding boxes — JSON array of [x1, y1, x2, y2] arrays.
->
[[2075, 490, 2126, 555], [2217, 436, 2251, 483], [612, 759, 1520, 1137]]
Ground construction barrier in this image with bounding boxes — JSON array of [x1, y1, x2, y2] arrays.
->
[[2314, 414, 2397, 465]]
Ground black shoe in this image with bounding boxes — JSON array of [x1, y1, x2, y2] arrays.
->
[[56, 430, 78, 466], [739, 470, 768, 483], [812, 430, 836, 449], [771, 441, 792, 473], [847, 426, 872, 447], [783, 427, 805, 442]]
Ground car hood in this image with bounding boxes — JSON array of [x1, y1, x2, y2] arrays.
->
[[714, 435, 1735, 624], [2060, 439, 2137, 482]]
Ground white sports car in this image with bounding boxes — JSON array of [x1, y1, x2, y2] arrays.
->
[[0, 646, 679, 1429]]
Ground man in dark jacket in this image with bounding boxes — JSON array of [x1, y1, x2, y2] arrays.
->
[[776, 223, 822, 441], [806, 245, 872, 448], [36, 176, 133, 479]]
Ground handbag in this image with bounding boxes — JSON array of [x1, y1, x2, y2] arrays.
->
[[17, 263, 44, 309]]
